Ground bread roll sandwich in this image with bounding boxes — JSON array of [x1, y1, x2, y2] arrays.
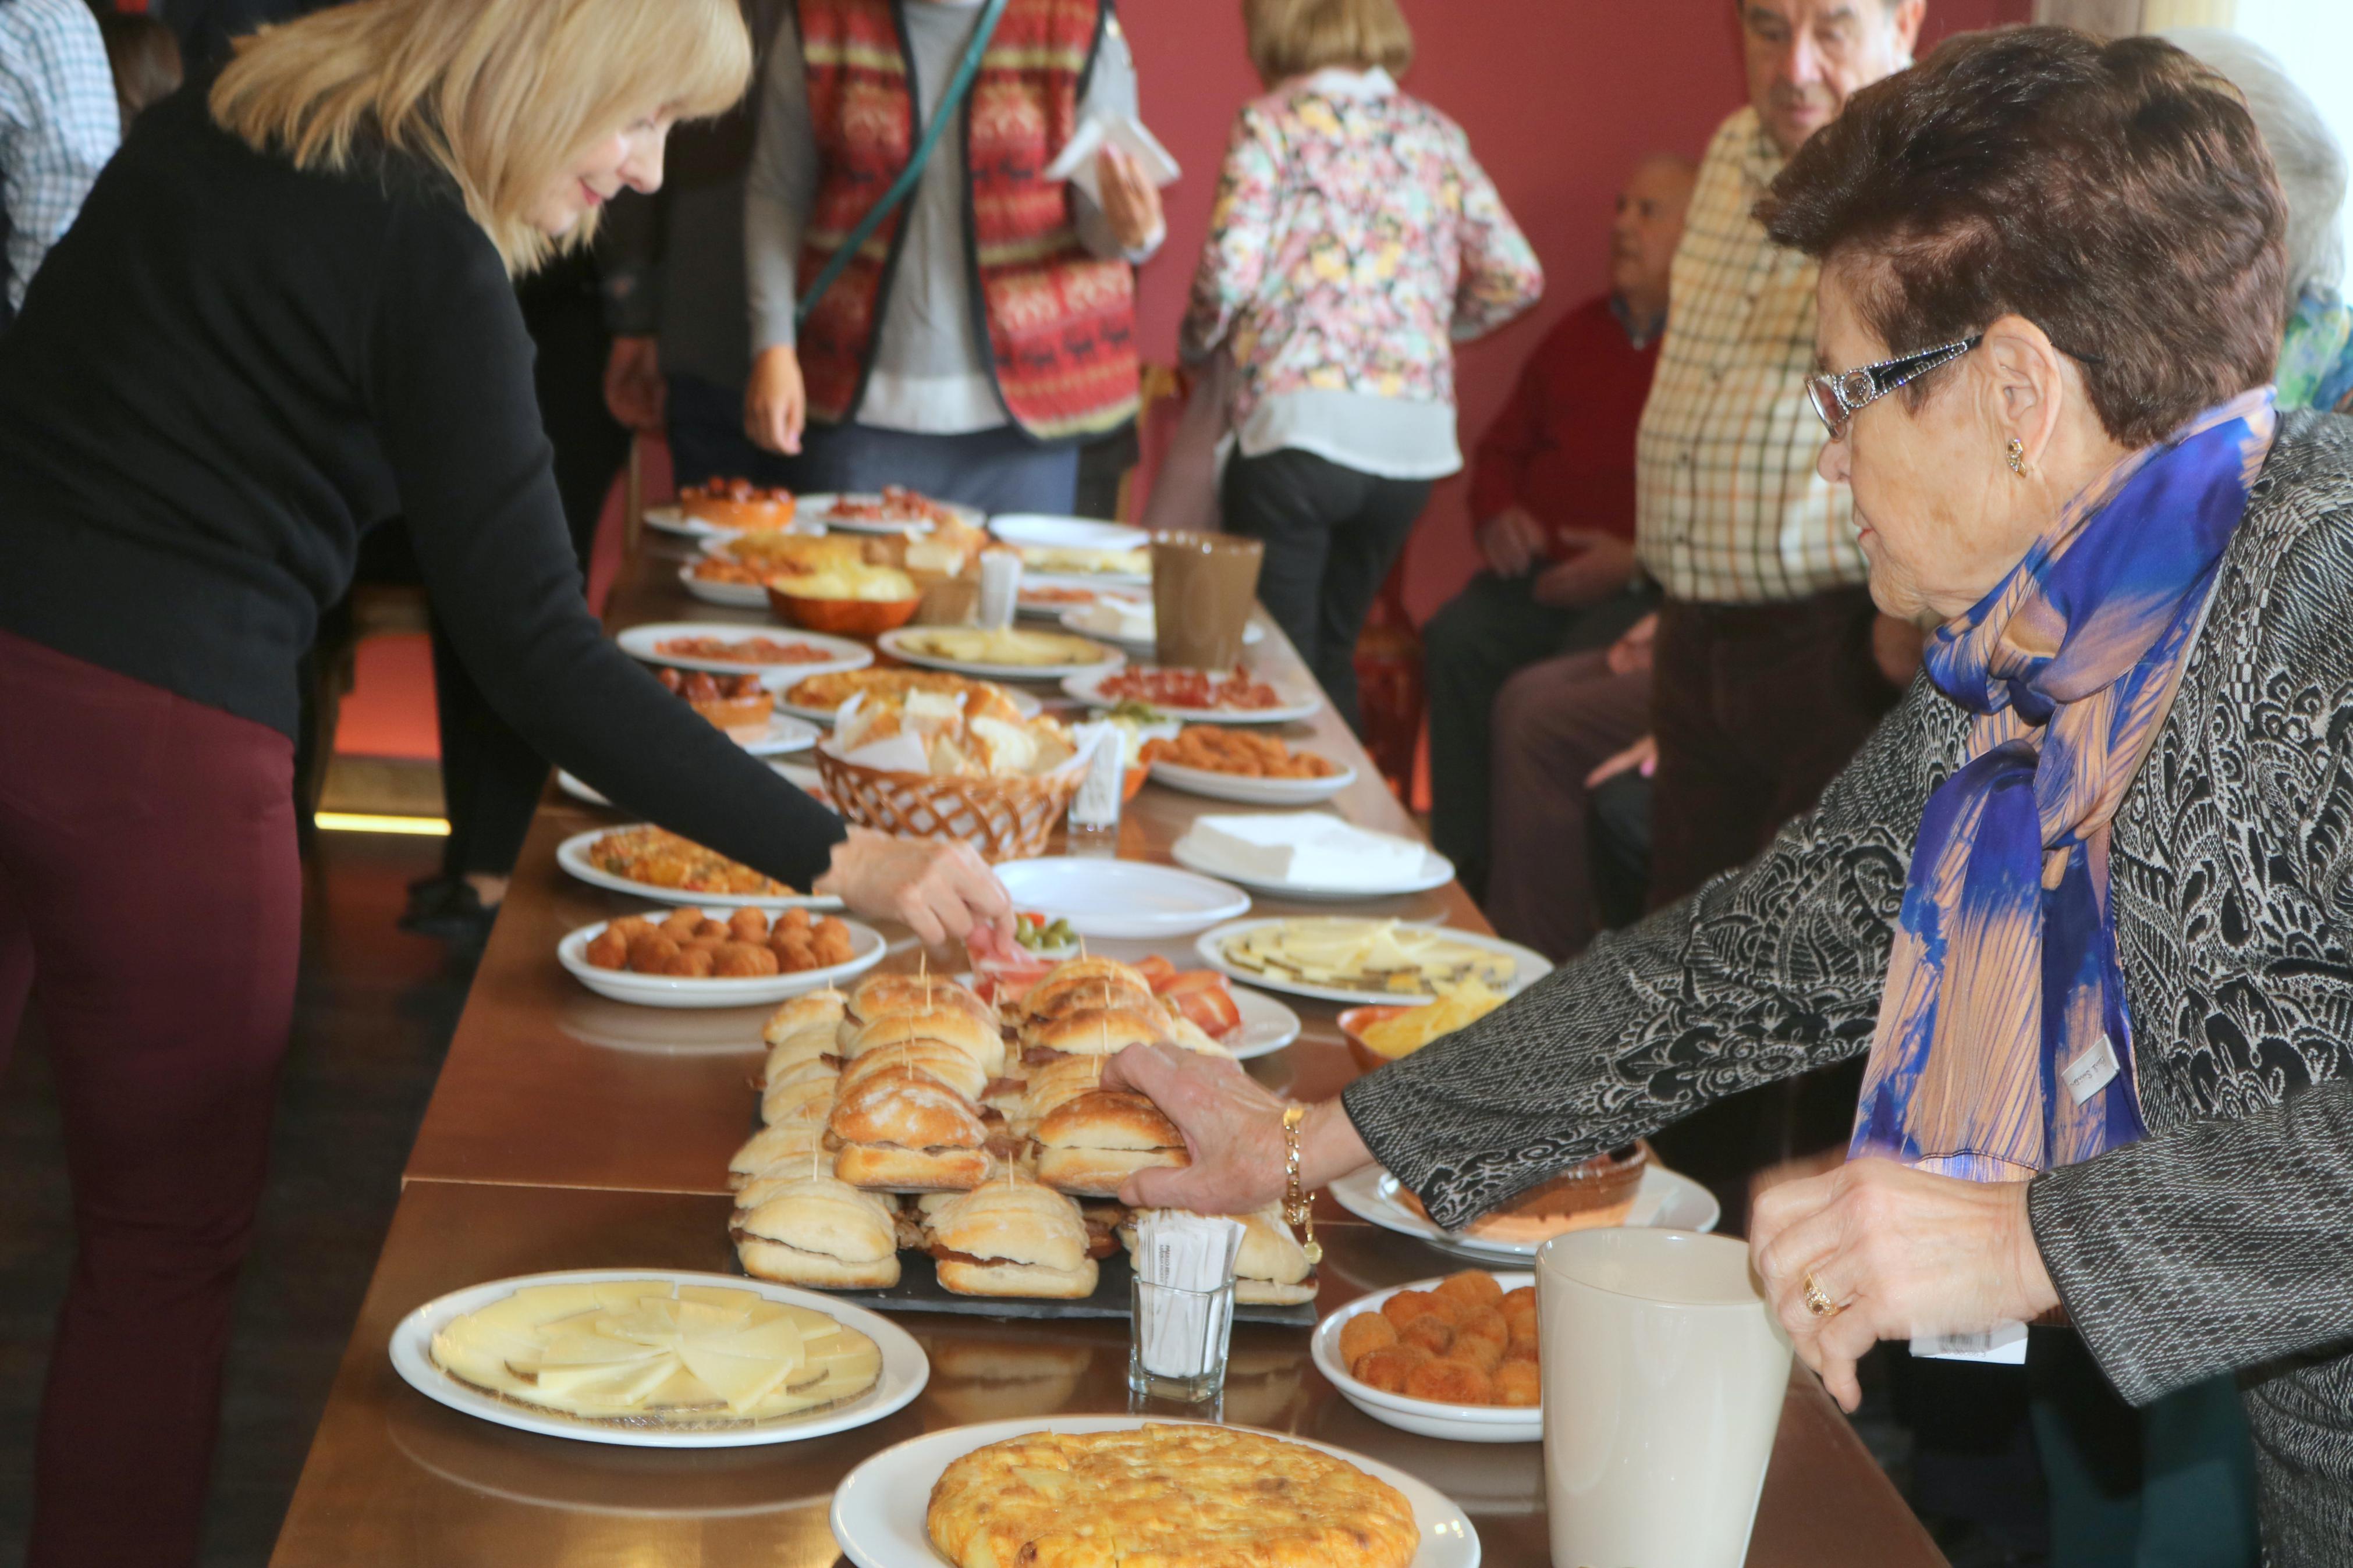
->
[[1020, 1005, 1170, 1060], [829, 1062, 991, 1191], [1017, 957, 1156, 1024], [1018, 1053, 1110, 1129], [733, 1174, 902, 1289], [761, 1025, 836, 1088], [760, 1057, 840, 1125], [840, 1005, 1007, 1078], [1233, 1206, 1318, 1304], [837, 1037, 989, 1104], [729, 1122, 825, 1189], [763, 989, 847, 1046], [926, 1178, 1098, 1298], [846, 972, 995, 1030], [1030, 1090, 1189, 1197]]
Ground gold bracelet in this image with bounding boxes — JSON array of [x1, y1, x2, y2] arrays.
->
[[1282, 1104, 1322, 1265]]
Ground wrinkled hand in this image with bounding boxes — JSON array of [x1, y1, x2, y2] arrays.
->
[[1101, 1044, 1370, 1214], [744, 343, 807, 456], [604, 335, 666, 433], [1749, 1158, 2059, 1411], [1477, 506, 1548, 577], [1605, 611, 1658, 677], [1095, 147, 1163, 254], [1871, 613, 1926, 691], [814, 829, 1012, 951], [1584, 732, 1655, 788], [1531, 530, 1637, 608]]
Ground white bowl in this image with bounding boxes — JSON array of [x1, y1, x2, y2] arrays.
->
[[558, 915, 887, 1008], [1311, 1272, 1541, 1443]]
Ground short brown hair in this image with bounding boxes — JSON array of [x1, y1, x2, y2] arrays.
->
[[1244, 0, 1413, 89], [1758, 26, 2285, 448]]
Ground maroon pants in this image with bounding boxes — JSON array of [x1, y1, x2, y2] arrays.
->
[[0, 629, 300, 1568]]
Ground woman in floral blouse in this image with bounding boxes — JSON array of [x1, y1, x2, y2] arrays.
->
[[1181, 0, 1542, 730]]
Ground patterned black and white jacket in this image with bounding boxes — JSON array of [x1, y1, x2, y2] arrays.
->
[[1343, 412, 2353, 1563]]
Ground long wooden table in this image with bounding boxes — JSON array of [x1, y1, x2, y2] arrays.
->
[[268, 531, 1947, 1567]]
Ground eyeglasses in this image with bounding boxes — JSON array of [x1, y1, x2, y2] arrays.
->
[[1805, 336, 1982, 441]]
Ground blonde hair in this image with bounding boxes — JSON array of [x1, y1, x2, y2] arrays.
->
[[210, 0, 751, 274], [1244, 0, 1413, 88]]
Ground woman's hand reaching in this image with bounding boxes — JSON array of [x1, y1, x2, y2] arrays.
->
[[812, 829, 1013, 952], [744, 344, 807, 456], [1749, 1158, 2060, 1411], [1101, 1043, 1370, 1213]]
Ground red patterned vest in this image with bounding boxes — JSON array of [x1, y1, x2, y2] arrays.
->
[[794, 0, 1139, 442]]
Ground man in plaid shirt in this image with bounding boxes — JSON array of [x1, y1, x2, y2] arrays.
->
[[0, 0, 117, 322]]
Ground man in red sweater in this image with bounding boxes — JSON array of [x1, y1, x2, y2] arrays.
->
[[1424, 153, 1692, 901]]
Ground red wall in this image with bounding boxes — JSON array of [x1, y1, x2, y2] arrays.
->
[[1121, 0, 2033, 620]]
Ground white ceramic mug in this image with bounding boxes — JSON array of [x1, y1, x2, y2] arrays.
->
[[1536, 1228, 1793, 1568]]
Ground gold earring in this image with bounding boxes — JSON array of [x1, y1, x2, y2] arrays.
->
[[2005, 438, 2028, 477]]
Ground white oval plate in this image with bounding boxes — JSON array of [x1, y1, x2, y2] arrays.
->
[[1328, 1165, 1721, 1264], [992, 857, 1251, 940], [1314, 1272, 1542, 1443], [800, 492, 984, 536], [557, 752, 825, 811], [1020, 562, 1151, 588], [676, 563, 774, 609], [876, 627, 1123, 683], [1062, 667, 1322, 726], [555, 720, 820, 799], [1227, 984, 1300, 1059], [1146, 755, 1355, 806], [829, 1416, 1478, 1568], [774, 684, 1044, 727], [641, 504, 710, 540], [555, 827, 842, 911], [1170, 829, 1454, 902], [1016, 582, 1136, 619], [559, 915, 885, 1007], [988, 514, 1148, 553], [616, 623, 874, 682], [389, 1269, 927, 1449], [1056, 605, 1264, 655], [1193, 918, 1553, 1009]]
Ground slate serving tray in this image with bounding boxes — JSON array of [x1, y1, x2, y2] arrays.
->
[[737, 1246, 1315, 1327]]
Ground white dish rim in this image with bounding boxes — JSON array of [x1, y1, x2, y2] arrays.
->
[[557, 913, 886, 1004], [614, 623, 875, 681], [1061, 667, 1321, 725], [555, 826, 844, 910], [990, 856, 1253, 940], [876, 626, 1124, 682], [1192, 918, 1553, 1008], [1311, 1271, 1543, 1435], [1169, 827, 1453, 900], [1326, 1165, 1723, 1260]]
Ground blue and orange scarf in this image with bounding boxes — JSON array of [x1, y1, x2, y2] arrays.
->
[[1850, 389, 2277, 1181]]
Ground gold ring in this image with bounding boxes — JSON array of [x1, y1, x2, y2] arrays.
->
[[1802, 1274, 1838, 1318]]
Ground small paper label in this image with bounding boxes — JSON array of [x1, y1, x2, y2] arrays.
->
[[1912, 1320, 2029, 1364], [2061, 1033, 2121, 1107]]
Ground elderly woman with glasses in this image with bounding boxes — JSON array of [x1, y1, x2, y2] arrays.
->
[[1102, 27, 2353, 1561]]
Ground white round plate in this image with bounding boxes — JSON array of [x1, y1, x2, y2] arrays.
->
[[642, 504, 708, 540], [1328, 1165, 1721, 1263], [1062, 667, 1322, 726], [558, 754, 826, 811], [800, 492, 984, 536], [388, 1268, 927, 1449], [1020, 562, 1151, 588], [1146, 755, 1355, 806], [556, 827, 843, 911], [992, 857, 1251, 940], [829, 1416, 1478, 1568], [1194, 918, 1553, 1009], [1170, 829, 1453, 901], [988, 514, 1148, 553], [677, 563, 774, 609], [775, 683, 1042, 727], [616, 623, 874, 682], [1226, 985, 1300, 1059], [1314, 1273, 1542, 1443], [1056, 605, 1263, 655], [876, 626, 1123, 683], [559, 915, 885, 1007], [1016, 582, 1134, 619], [555, 721, 817, 806], [771, 760, 829, 802]]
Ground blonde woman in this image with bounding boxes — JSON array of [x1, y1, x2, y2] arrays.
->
[[0, 3, 1006, 1563], [1183, 0, 1542, 730]]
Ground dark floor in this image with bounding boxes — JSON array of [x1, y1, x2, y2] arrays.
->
[[0, 830, 465, 1568]]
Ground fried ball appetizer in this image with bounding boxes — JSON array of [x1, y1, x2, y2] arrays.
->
[[584, 929, 629, 969], [712, 942, 780, 978], [1455, 1306, 1509, 1353], [659, 947, 716, 977], [1442, 1334, 1503, 1374], [1380, 1290, 1460, 1331], [693, 917, 732, 941], [728, 906, 771, 941], [606, 915, 656, 943], [1504, 1337, 1541, 1364], [1398, 1315, 1455, 1357], [1493, 1360, 1541, 1407], [660, 908, 704, 940], [1339, 1312, 1399, 1367], [1500, 1286, 1537, 1317], [1405, 1359, 1492, 1406], [626, 931, 682, 970], [1436, 1271, 1504, 1311], [1353, 1345, 1433, 1393]]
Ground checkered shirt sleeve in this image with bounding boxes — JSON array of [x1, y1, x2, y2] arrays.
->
[[0, 0, 119, 314], [1634, 108, 1863, 605]]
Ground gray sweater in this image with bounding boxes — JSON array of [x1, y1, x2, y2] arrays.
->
[[1343, 413, 2353, 1564], [743, 0, 1157, 435]]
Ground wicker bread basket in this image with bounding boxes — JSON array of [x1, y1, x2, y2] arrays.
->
[[815, 748, 1084, 862]]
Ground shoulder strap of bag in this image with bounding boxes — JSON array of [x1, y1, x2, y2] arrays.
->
[[794, 0, 1011, 326]]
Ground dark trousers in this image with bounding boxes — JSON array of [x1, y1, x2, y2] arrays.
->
[[666, 373, 798, 491], [1643, 585, 1903, 1222], [1423, 571, 1653, 897], [793, 419, 1083, 516], [1220, 448, 1429, 734], [0, 630, 301, 1568], [432, 258, 627, 879]]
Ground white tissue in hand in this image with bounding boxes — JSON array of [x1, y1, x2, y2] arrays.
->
[[1185, 813, 1425, 889]]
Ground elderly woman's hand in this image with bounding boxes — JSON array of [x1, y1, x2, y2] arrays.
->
[[1749, 1158, 2059, 1411], [1101, 1043, 1370, 1213]]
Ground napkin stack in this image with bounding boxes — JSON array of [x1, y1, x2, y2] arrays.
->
[[1133, 1210, 1244, 1379], [1184, 813, 1425, 890]]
